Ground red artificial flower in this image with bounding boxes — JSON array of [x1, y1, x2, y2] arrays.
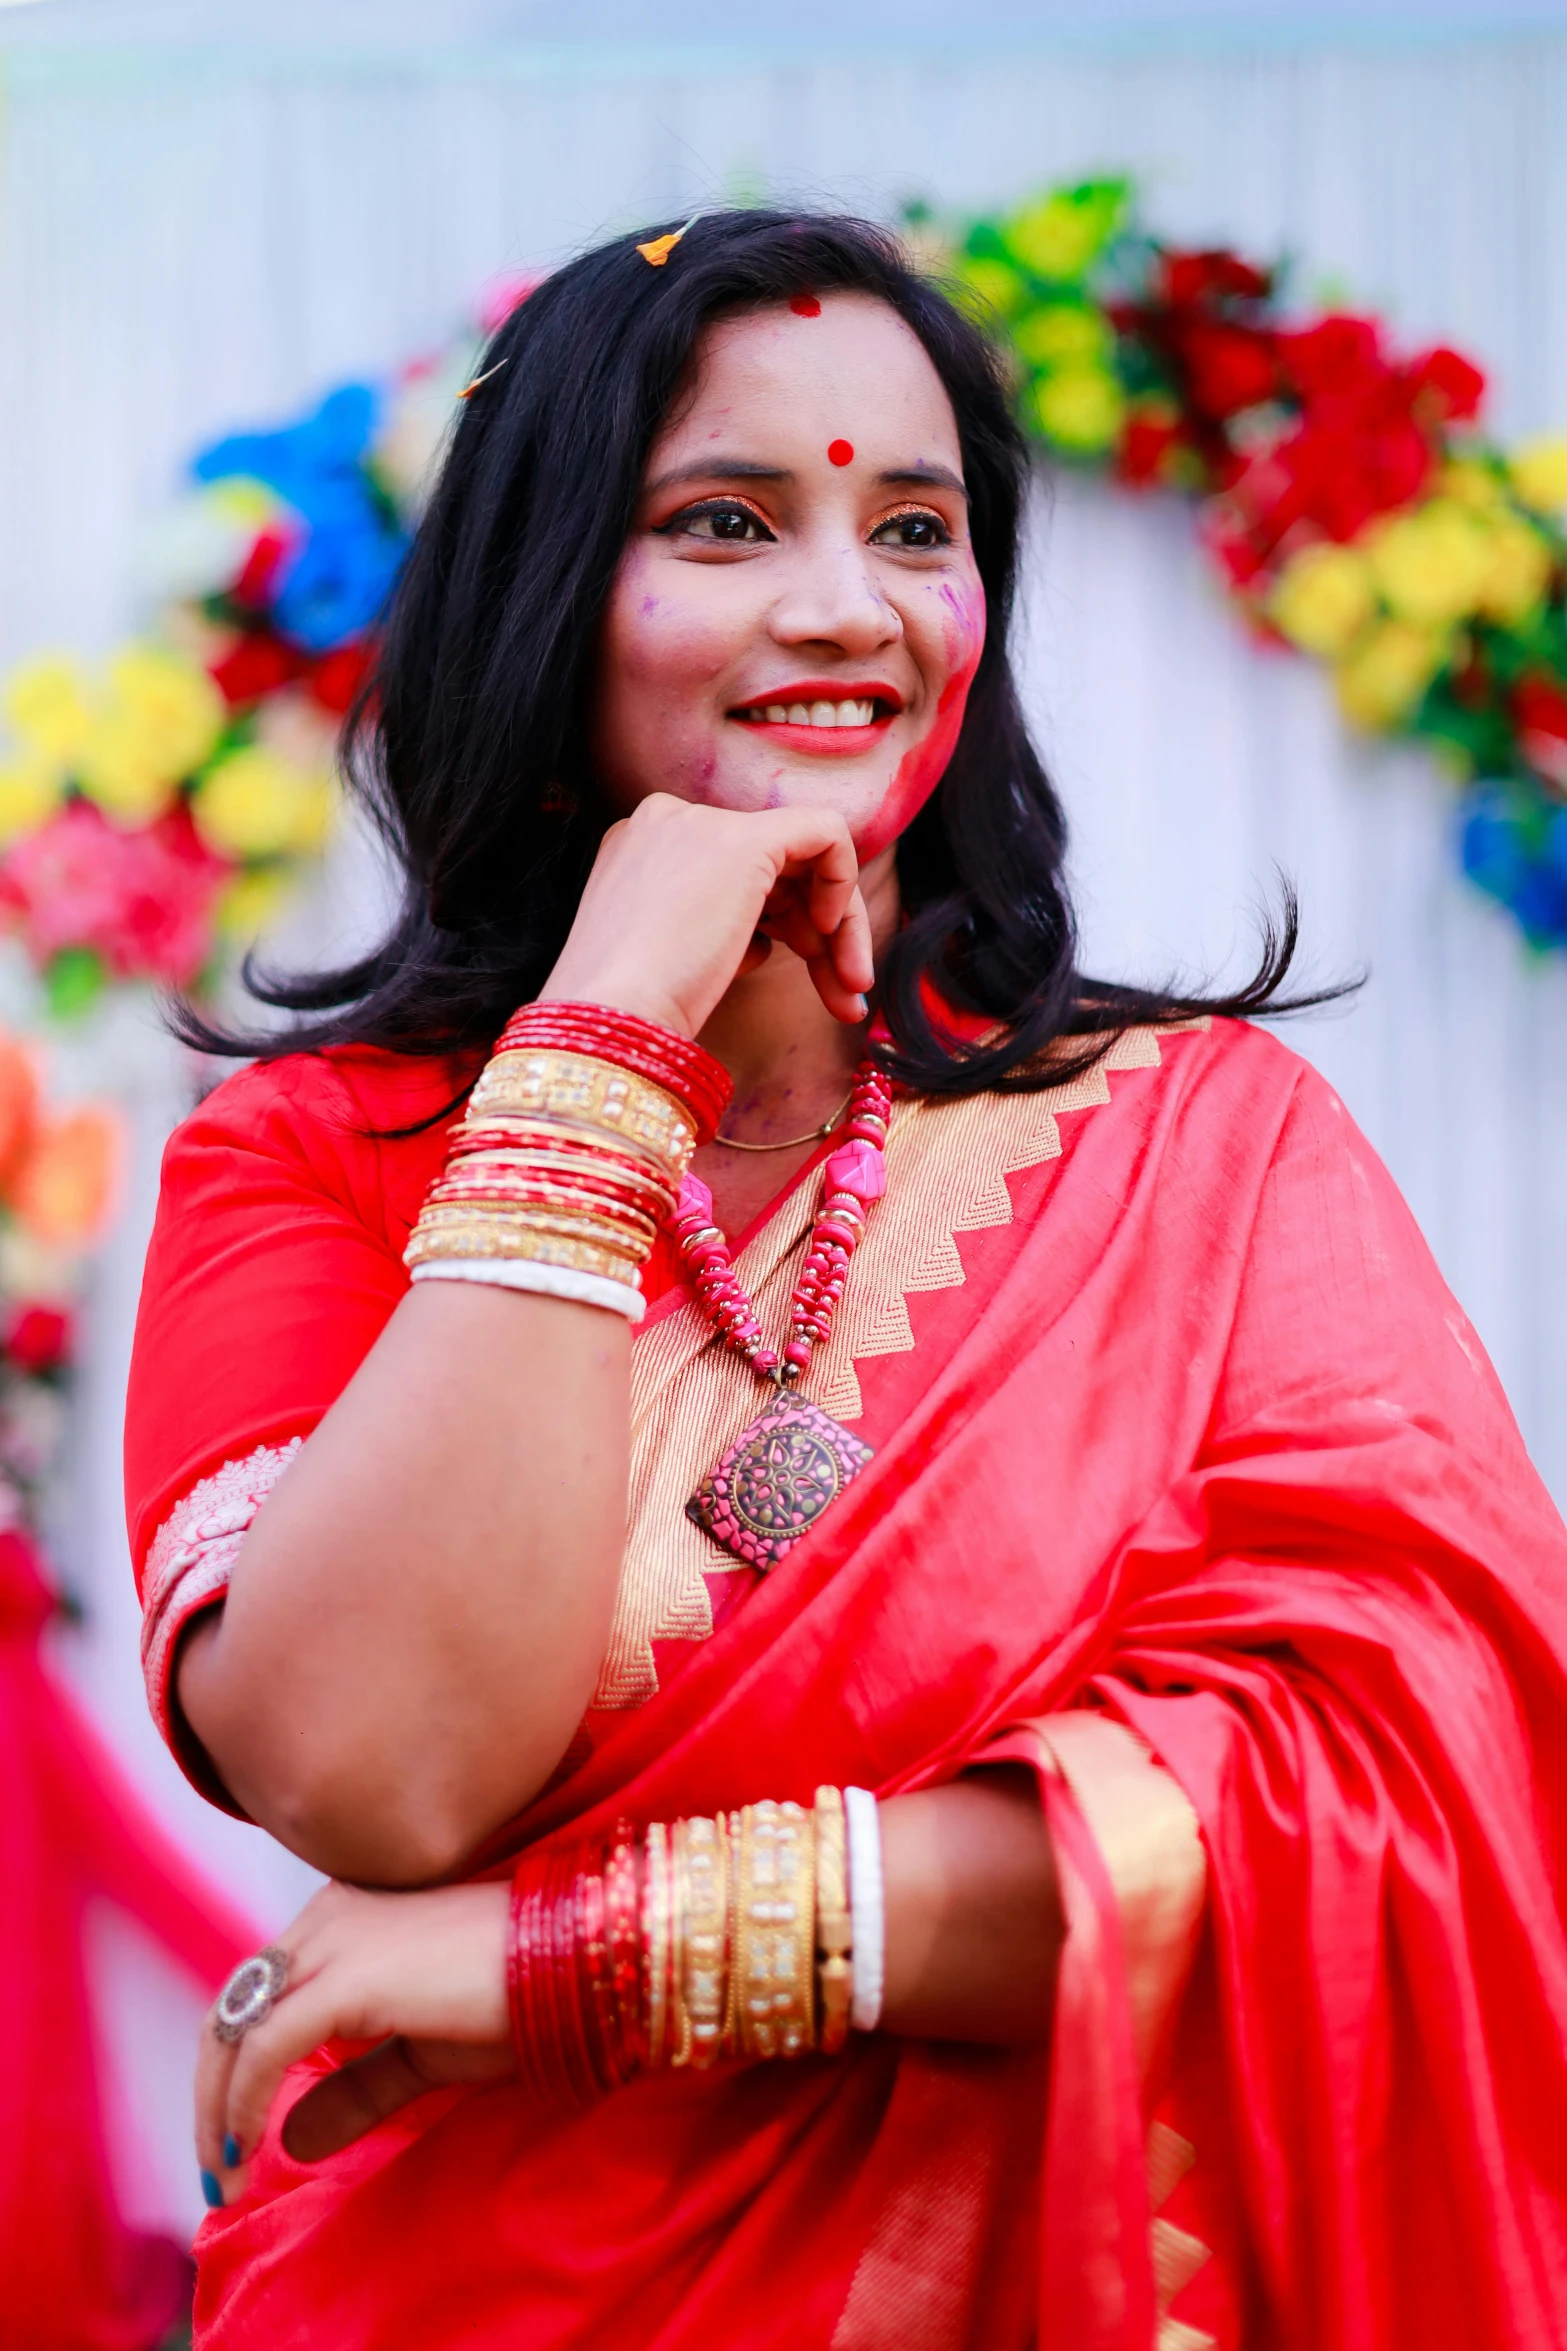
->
[[1117, 408, 1186, 487], [1408, 345, 1487, 424], [308, 639, 374, 715], [1515, 674, 1567, 788], [209, 632, 304, 708], [1160, 249, 1271, 307], [6, 1304, 71, 1376], [1275, 314, 1386, 403], [232, 525, 297, 609], [1178, 321, 1279, 419]]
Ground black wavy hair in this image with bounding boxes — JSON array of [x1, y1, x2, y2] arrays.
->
[[179, 206, 1333, 1092]]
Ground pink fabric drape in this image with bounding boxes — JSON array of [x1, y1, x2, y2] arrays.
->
[[1, 1527, 258, 2349]]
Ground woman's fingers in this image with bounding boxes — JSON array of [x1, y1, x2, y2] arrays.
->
[[282, 2036, 515, 2163], [542, 796, 872, 1041], [194, 2007, 243, 2197], [221, 1977, 349, 2185]]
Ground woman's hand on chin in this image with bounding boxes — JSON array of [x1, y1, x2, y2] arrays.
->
[[540, 793, 875, 1038], [196, 1880, 514, 2205]]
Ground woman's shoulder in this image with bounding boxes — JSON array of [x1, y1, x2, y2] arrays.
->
[[174, 1043, 480, 1170]]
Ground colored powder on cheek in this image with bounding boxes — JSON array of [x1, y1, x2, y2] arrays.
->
[[856, 632, 984, 862], [789, 294, 822, 317], [828, 439, 854, 467]]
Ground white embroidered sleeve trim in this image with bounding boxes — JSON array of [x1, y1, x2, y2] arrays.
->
[[139, 1439, 303, 1741]]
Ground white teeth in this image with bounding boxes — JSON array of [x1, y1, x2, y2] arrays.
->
[[745, 698, 879, 726]]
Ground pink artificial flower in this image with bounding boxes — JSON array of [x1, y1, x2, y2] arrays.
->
[[478, 272, 544, 335], [0, 800, 229, 987]]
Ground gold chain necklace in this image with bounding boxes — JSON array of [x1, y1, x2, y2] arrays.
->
[[712, 1086, 855, 1154]]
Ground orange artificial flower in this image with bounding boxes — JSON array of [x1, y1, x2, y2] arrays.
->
[[0, 1038, 40, 1188], [11, 1105, 120, 1246]]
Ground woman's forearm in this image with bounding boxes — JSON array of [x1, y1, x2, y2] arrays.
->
[[205, 1772, 1064, 2192], [179, 1282, 631, 1886], [879, 1771, 1062, 2042]]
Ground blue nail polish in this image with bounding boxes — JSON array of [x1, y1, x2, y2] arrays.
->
[[223, 2134, 242, 2168], [200, 2168, 225, 2211]]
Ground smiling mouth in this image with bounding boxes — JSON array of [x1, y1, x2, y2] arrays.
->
[[731, 694, 898, 730]]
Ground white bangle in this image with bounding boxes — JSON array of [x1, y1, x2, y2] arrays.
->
[[410, 1257, 645, 1322], [844, 1785, 884, 2033]]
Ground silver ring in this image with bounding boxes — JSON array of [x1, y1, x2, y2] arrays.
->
[[212, 1945, 289, 2045]]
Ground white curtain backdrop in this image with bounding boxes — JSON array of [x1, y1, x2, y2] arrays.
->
[[3, 15, 1565, 2240]]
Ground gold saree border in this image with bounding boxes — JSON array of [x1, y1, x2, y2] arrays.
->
[[596, 1023, 1198, 1709], [1038, 1719, 1214, 2351]]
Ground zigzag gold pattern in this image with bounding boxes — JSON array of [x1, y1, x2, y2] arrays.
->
[[1148, 2123, 1215, 2351], [593, 1024, 1190, 1708]]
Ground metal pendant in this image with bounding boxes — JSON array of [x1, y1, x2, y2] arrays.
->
[[686, 1387, 873, 1573]]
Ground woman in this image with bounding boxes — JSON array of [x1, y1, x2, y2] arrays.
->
[[125, 211, 1567, 2349]]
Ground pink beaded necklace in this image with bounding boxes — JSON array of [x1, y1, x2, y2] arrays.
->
[[675, 1056, 893, 1572]]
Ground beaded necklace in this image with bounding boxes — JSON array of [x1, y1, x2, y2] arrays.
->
[[674, 1056, 892, 1571]]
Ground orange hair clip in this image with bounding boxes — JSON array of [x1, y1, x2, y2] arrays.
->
[[636, 216, 698, 268], [458, 359, 510, 401]]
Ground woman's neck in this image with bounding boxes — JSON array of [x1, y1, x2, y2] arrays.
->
[[691, 847, 899, 1236]]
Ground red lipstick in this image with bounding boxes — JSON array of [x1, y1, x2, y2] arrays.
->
[[728, 681, 902, 756]]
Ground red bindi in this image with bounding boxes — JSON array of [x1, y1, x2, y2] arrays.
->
[[789, 294, 822, 317], [827, 439, 854, 467]]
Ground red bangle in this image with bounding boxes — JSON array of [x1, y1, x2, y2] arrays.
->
[[548, 1846, 598, 2106], [604, 1818, 643, 2080], [496, 1002, 733, 1144], [507, 1854, 557, 2104]]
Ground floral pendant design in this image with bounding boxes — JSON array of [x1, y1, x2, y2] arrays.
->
[[686, 1388, 873, 1572]]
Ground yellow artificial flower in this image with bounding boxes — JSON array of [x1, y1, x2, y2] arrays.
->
[[3, 656, 95, 766], [76, 715, 178, 825], [1334, 618, 1447, 729], [1013, 302, 1111, 371], [1364, 501, 1492, 628], [1005, 183, 1125, 284], [216, 867, 289, 941], [1030, 365, 1126, 455], [1507, 435, 1567, 516], [204, 475, 286, 530], [1269, 543, 1378, 658], [952, 254, 1028, 324], [1436, 458, 1506, 513], [108, 645, 225, 779], [0, 757, 64, 846], [192, 746, 335, 859], [1476, 514, 1555, 626]]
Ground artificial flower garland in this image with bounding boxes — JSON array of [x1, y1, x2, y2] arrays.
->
[[920, 179, 1567, 947], [1, 201, 1564, 1021]]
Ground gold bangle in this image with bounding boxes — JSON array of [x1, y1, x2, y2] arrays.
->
[[723, 1809, 743, 2060], [469, 1050, 696, 1179], [404, 1212, 645, 1285], [422, 1179, 660, 1251], [668, 1819, 693, 2067], [644, 1821, 671, 2071], [678, 1815, 728, 2070], [736, 1800, 817, 2060], [813, 1787, 853, 2056]]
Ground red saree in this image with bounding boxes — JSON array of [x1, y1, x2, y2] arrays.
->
[[125, 1017, 1567, 2348]]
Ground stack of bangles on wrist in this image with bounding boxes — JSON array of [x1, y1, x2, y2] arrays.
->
[[404, 1001, 735, 1320], [507, 1787, 885, 2102]]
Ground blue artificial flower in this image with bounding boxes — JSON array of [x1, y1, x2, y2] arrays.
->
[[193, 384, 409, 654], [1461, 784, 1567, 949]]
